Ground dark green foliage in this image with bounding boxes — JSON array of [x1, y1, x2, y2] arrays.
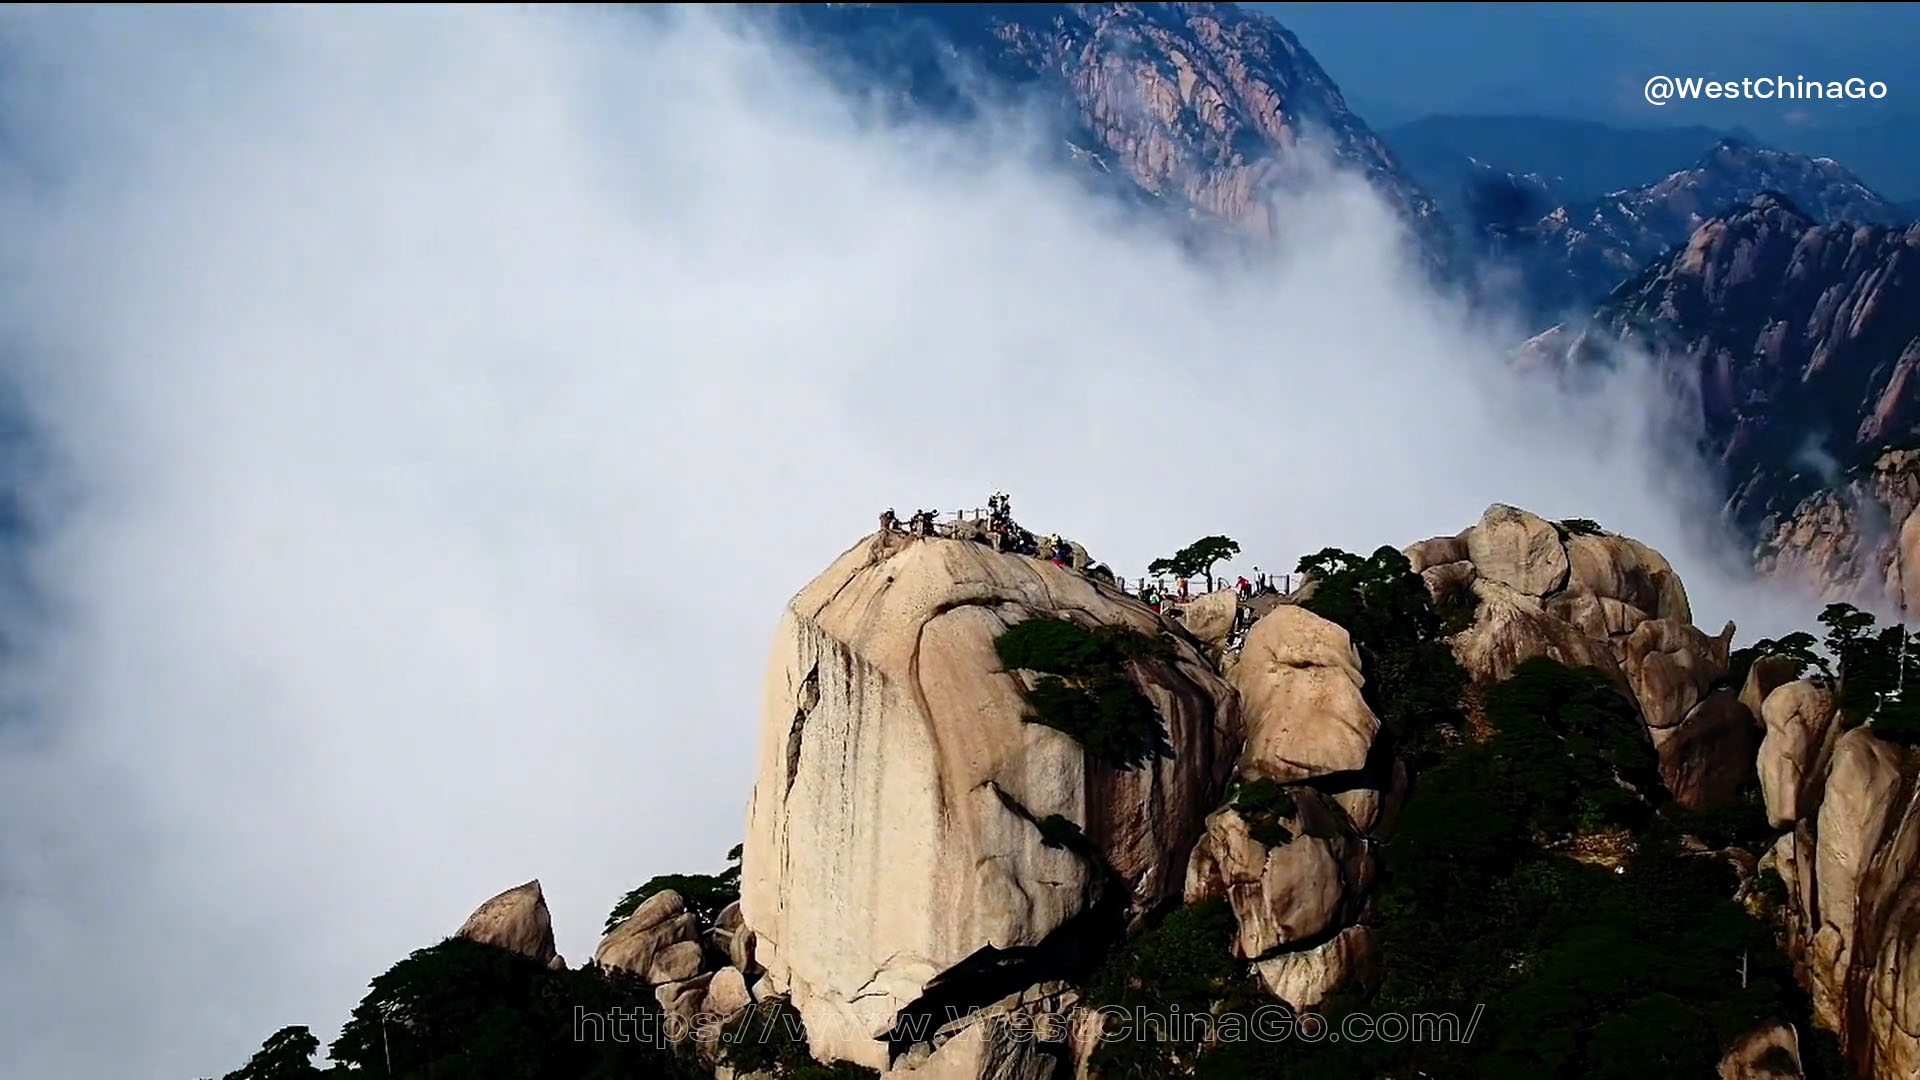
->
[[1727, 630, 1828, 690], [995, 616, 1173, 769], [1480, 657, 1660, 838], [1084, 899, 1247, 1079], [1295, 546, 1470, 764], [1188, 657, 1821, 1080], [322, 937, 702, 1080], [1556, 517, 1604, 537], [720, 996, 814, 1075], [605, 845, 742, 934], [1147, 534, 1241, 588], [221, 1026, 329, 1080], [1232, 777, 1296, 847], [1805, 603, 1920, 745], [1660, 782, 1777, 851]]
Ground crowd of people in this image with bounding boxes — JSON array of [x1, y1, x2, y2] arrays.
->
[[879, 494, 1288, 622]]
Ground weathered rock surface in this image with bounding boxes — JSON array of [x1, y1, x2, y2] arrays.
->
[[1178, 589, 1240, 653], [1229, 604, 1378, 783], [1759, 681, 1839, 828], [1466, 505, 1569, 597], [881, 983, 1079, 1079], [1765, 697, 1920, 1078], [1412, 505, 1750, 812], [1251, 925, 1374, 1011], [741, 533, 1238, 1070], [596, 890, 701, 984], [1660, 689, 1759, 811], [1184, 793, 1372, 961], [455, 880, 559, 968]]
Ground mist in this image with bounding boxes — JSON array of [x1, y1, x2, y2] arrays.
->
[[0, 7, 1822, 1077]]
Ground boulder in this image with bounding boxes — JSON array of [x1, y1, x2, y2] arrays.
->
[[1716, 1020, 1804, 1079], [1464, 504, 1569, 597], [704, 966, 753, 1024], [1758, 681, 1838, 828], [648, 940, 706, 985], [454, 880, 559, 968], [1542, 591, 1651, 641], [1620, 618, 1726, 733], [741, 535, 1238, 1070], [597, 890, 701, 981], [1177, 589, 1240, 653], [1251, 925, 1373, 1011], [1657, 689, 1757, 810], [1184, 792, 1372, 961], [1419, 559, 1476, 610], [1403, 533, 1468, 574], [1230, 605, 1379, 782], [1741, 654, 1806, 719], [1563, 532, 1691, 624], [1451, 577, 1625, 689]]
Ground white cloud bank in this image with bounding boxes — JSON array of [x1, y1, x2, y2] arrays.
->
[[0, 7, 1821, 1077]]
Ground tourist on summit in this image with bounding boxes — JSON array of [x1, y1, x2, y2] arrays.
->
[[1176, 576, 1189, 602], [1237, 575, 1251, 599]]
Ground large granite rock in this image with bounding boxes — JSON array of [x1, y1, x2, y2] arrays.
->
[[1229, 605, 1379, 782], [455, 879, 561, 969], [740, 533, 1238, 1070]]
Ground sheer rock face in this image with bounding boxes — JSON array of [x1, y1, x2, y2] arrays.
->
[[455, 880, 559, 969], [740, 533, 1238, 1070], [1251, 925, 1374, 1011], [1765, 700, 1920, 1077]]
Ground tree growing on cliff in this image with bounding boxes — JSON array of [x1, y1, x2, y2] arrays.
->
[[1148, 535, 1240, 592], [1294, 545, 1468, 762]]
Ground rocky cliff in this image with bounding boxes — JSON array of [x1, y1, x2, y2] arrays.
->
[[1520, 193, 1920, 607], [739, 529, 1238, 1070], [763, 3, 1447, 259], [1495, 141, 1905, 322]]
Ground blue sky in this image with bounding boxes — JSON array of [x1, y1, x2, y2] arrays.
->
[[1252, 2, 1916, 133]]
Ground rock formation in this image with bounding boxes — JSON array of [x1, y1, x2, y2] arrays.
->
[[739, 530, 1239, 1070], [766, 2, 1446, 259], [1409, 504, 1749, 809], [455, 879, 564, 970], [1520, 192, 1920, 607], [1754, 671, 1920, 1078]]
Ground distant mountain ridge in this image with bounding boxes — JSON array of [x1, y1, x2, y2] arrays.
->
[[1493, 139, 1906, 324], [1520, 192, 1920, 602], [1382, 114, 1754, 209], [759, 3, 1448, 258]]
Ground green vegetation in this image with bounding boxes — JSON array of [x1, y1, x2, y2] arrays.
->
[[1148, 535, 1241, 592], [1295, 546, 1470, 764], [1078, 656, 1829, 1080], [1555, 517, 1605, 538], [212, 936, 706, 1080], [1083, 898, 1249, 1079], [605, 843, 742, 934], [1726, 630, 1828, 690], [1231, 776, 1296, 847], [994, 615, 1174, 769]]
